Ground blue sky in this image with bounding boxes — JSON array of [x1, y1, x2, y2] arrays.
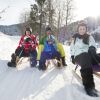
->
[[0, 0, 100, 25]]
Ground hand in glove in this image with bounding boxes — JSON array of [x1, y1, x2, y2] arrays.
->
[[71, 55, 75, 64], [88, 46, 96, 55], [21, 45, 24, 49], [24, 37, 31, 42]]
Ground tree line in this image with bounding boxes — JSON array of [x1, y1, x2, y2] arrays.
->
[[20, 0, 74, 39]]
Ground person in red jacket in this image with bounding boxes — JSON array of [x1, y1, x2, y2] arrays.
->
[[7, 27, 38, 67]]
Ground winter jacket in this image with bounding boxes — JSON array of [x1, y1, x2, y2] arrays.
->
[[39, 34, 57, 51], [17, 34, 38, 54], [43, 41, 57, 52], [70, 34, 96, 57], [37, 34, 66, 60]]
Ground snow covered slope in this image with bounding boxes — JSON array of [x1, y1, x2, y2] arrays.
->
[[0, 33, 100, 100]]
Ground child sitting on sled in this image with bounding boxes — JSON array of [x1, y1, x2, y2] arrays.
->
[[70, 20, 100, 97], [8, 27, 38, 67], [37, 27, 67, 70]]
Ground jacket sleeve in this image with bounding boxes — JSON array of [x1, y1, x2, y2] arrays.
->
[[17, 36, 24, 49], [31, 35, 38, 48], [39, 36, 45, 45], [89, 35, 96, 48], [70, 38, 75, 56], [33, 35, 38, 46]]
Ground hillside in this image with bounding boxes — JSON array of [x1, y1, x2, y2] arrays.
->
[[0, 33, 100, 100]]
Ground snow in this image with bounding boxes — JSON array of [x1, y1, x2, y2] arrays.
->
[[92, 26, 100, 34], [0, 33, 100, 100]]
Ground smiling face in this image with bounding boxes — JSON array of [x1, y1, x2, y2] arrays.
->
[[25, 31, 31, 36], [78, 25, 87, 35], [46, 30, 51, 35]]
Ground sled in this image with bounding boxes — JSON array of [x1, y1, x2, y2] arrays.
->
[[16, 56, 37, 69], [16, 57, 24, 66], [72, 65, 100, 84], [72, 69, 82, 84], [92, 65, 100, 78], [16, 57, 30, 69], [71, 69, 100, 96], [72, 70, 100, 97], [93, 72, 100, 78], [39, 48, 64, 70], [45, 58, 63, 69]]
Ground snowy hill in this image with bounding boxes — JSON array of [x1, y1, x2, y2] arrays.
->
[[0, 24, 23, 36], [92, 26, 100, 34], [0, 34, 100, 100]]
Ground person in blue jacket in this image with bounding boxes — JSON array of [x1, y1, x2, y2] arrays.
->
[[38, 27, 67, 70]]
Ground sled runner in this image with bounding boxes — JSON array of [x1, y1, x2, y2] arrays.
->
[[8, 54, 37, 69], [16, 56, 24, 66], [72, 65, 100, 83], [72, 66, 100, 97], [45, 58, 62, 69], [16, 57, 29, 68], [92, 65, 100, 78], [72, 69, 82, 84]]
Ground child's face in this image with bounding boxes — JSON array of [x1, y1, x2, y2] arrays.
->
[[26, 31, 31, 36], [46, 30, 51, 35], [78, 26, 87, 35]]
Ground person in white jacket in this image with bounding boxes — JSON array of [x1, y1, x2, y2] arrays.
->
[[70, 20, 100, 97]]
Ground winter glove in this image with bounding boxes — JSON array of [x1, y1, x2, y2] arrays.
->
[[21, 45, 24, 49], [71, 55, 75, 64], [88, 46, 96, 55], [24, 37, 32, 42]]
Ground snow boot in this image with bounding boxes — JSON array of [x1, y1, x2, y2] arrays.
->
[[7, 53, 16, 67], [38, 64, 47, 71], [57, 62, 61, 67], [61, 57, 67, 66], [30, 51, 37, 67], [30, 57, 37, 67], [38, 60, 47, 71], [80, 68, 98, 97], [7, 62, 16, 67], [85, 87, 98, 97]]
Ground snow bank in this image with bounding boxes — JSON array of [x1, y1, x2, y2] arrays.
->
[[0, 34, 100, 100]]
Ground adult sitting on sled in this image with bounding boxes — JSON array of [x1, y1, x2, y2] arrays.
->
[[70, 20, 100, 97], [38, 27, 67, 70], [7, 27, 38, 67]]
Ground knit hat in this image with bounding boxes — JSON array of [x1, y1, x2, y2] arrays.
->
[[25, 27, 32, 35], [46, 27, 52, 32], [77, 20, 87, 31], [78, 20, 87, 27]]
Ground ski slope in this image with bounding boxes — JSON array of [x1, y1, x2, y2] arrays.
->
[[0, 33, 100, 100]]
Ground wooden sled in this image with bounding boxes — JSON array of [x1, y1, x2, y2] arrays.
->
[[16, 56, 30, 69], [72, 65, 100, 84], [45, 58, 63, 69], [92, 65, 100, 78]]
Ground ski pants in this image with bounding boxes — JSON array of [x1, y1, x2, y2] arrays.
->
[[15, 47, 37, 58], [39, 50, 61, 69], [74, 52, 95, 89]]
